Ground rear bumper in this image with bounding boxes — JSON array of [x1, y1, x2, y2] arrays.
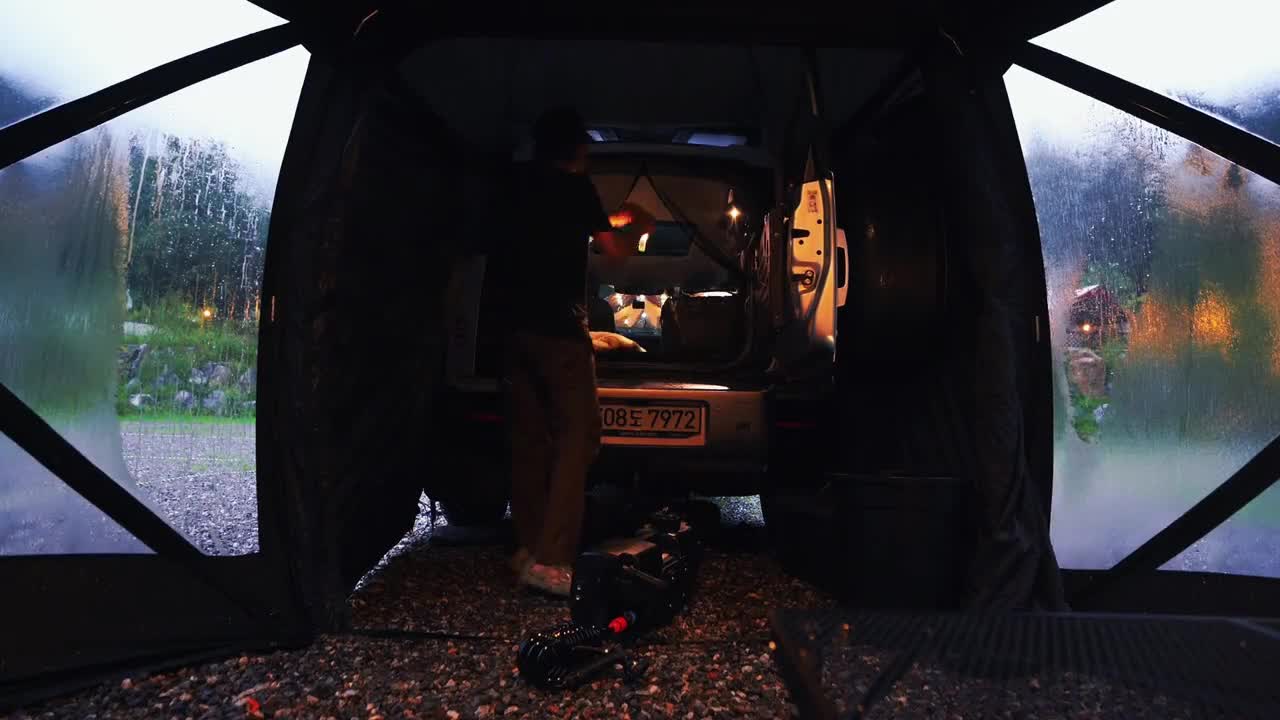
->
[[441, 375, 831, 492]]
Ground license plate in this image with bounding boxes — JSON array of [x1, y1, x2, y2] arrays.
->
[[599, 401, 707, 446]]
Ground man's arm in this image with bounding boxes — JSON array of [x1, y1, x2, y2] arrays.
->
[[594, 204, 656, 257]]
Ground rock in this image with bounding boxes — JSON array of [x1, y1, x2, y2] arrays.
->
[[1093, 403, 1110, 424], [239, 367, 257, 393], [203, 390, 227, 413], [190, 367, 208, 386], [1066, 347, 1106, 398], [154, 365, 179, 389], [125, 377, 141, 392], [119, 344, 150, 380], [204, 363, 234, 388], [174, 390, 196, 411], [128, 394, 155, 409]]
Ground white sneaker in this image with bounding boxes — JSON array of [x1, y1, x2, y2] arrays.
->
[[521, 562, 572, 597]]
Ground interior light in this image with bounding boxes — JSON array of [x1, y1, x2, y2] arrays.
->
[[638, 294, 647, 303], [728, 206, 742, 221], [624, 318, 632, 326], [660, 293, 669, 304], [613, 293, 623, 305], [638, 233, 649, 253]]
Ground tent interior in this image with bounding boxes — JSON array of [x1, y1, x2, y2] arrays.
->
[[3, 0, 1280, 713]]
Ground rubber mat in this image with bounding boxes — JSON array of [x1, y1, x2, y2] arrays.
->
[[769, 609, 1280, 720]]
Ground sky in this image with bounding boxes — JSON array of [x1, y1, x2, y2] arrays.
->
[[1006, 0, 1280, 143], [1, 0, 310, 192]]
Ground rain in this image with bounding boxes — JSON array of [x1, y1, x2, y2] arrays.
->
[[0, 4, 308, 555], [1006, 26, 1280, 577]]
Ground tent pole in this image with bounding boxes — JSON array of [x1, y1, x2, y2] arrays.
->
[[0, 383, 262, 619], [1011, 42, 1280, 189], [0, 24, 301, 171], [1072, 437, 1280, 607]]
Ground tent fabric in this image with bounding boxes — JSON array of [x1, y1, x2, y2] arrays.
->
[[919, 46, 1066, 611], [10, 0, 1280, 707], [258, 62, 464, 631]]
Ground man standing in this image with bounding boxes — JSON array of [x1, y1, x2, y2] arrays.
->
[[502, 107, 652, 596]]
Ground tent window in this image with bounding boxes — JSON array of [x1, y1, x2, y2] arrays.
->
[[0, 1, 288, 132], [1006, 66, 1280, 578], [0, 430, 151, 555], [0, 48, 308, 557], [1032, 0, 1280, 147]]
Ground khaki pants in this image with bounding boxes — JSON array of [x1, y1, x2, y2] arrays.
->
[[506, 329, 602, 566]]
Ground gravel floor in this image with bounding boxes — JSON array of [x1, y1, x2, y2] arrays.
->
[[122, 421, 259, 556], [9, 497, 828, 720]]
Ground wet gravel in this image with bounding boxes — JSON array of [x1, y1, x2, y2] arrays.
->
[[11, 498, 819, 720], [122, 421, 259, 556]]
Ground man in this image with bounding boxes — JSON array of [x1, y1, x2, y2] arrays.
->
[[502, 106, 653, 596]]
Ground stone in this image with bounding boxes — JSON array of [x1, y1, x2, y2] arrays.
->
[[239, 366, 257, 394], [204, 363, 233, 388], [128, 394, 154, 409], [1093, 403, 1110, 424], [118, 344, 150, 380], [203, 390, 227, 413], [189, 367, 208, 386], [174, 390, 196, 411], [154, 365, 179, 389], [1066, 347, 1106, 398]]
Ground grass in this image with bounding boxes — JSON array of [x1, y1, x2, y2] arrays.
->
[[116, 297, 258, 419], [121, 413, 255, 425], [1070, 393, 1106, 442]]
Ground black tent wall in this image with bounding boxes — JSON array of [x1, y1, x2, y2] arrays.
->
[[259, 43, 466, 630]]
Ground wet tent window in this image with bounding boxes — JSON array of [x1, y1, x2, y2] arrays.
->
[[1033, 0, 1280, 147], [1006, 66, 1280, 578], [0, 47, 308, 556], [0, 1, 288, 131]]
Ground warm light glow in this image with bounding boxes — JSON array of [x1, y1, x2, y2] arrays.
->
[[613, 293, 623, 305], [728, 206, 741, 221], [609, 211, 633, 229], [638, 294, 646, 303], [692, 291, 733, 298], [1081, 322, 1092, 333], [637, 233, 649, 253], [202, 308, 213, 319], [624, 318, 632, 326], [659, 293, 669, 304]]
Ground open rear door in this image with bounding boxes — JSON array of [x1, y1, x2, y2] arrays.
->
[[787, 176, 848, 358]]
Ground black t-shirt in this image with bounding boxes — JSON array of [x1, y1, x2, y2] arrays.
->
[[499, 165, 612, 337]]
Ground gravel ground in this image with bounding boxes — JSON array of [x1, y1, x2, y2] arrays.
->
[[10, 497, 826, 720], [121, 421, 259, 556]]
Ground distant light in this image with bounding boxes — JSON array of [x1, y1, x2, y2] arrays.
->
[[638, 294, 647, 302], [728, 206, 742, 221], [587, 130, 605, 142], [201, 308, 213, 319], [638, 233, 649, 253], [692, 291, 733, 298], [1081, 322, 1093, 333]]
